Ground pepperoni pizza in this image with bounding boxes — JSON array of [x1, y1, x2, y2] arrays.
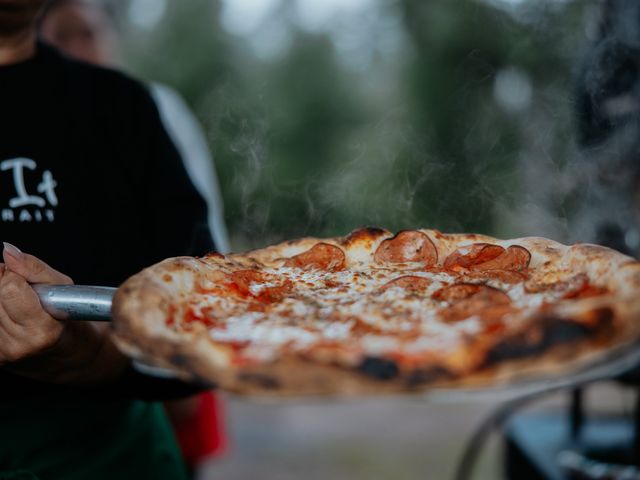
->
[[112, 228, 640, 395]]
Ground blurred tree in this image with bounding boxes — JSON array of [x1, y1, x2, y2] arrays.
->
[[118, 0, 593, 248], [234, 31, 367, 239], [121, 0, 233, 107], [398, 0, 530, 232]]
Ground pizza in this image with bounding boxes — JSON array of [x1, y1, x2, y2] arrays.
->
[[111, 228, 640, 396]]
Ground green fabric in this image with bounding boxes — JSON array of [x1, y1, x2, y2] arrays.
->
[[0, 392, 187, 480]]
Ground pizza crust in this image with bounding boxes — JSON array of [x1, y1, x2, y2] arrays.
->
[[111, 229, 640, 396]]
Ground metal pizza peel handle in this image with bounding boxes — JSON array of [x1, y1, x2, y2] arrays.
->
[[33, 284, 179, 378], [33, 284, 114, 321]]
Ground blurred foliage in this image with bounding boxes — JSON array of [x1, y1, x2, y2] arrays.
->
[[119, 0, 594, 248]]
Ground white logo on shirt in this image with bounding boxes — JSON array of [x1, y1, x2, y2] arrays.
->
[[1, 158, 58, 223]]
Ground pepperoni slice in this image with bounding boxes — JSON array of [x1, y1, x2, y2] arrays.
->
[[438, 296, 514, 323], [444, 244, 531, 272], [471, 245, 531, 272], [435, 284, 512, 323], [373, 231, 438, 266], [285, 243, 346, 271], [433, 283, 511, 304], [380, 275, 432, 294], [444, 244, 504, 271]]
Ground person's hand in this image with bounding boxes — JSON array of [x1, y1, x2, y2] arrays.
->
[[0, 242, 72, 365], [0, 242, 128, 385]]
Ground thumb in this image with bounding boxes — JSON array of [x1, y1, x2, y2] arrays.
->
[[3, 242, 73, 285]]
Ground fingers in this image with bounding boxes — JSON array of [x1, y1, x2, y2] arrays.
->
[[0, 269, 64, 364], [0, 270, 54, 328], [3, 243, 72, 285], [0, 245, 75, 367]]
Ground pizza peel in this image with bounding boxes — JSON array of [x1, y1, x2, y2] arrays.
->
[[33, 283, 640, 402]]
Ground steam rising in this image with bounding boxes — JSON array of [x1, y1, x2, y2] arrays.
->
[[124, 1, 639, 255]]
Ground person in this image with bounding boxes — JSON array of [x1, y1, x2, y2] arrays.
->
[[37, 0, 230, 470], [0, 0, 218, 478], [38, 0, 230, 254]]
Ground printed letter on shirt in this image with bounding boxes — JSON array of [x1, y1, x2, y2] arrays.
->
[[1, 158, 59, 223]]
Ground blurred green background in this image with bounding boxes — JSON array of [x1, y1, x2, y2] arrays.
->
[[116, 0, 596, 249]]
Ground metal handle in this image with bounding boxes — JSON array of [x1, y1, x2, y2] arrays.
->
[[33, 285, 115, 321]]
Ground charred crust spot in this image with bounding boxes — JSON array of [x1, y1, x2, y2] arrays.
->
[[342, 227, 389, 247], [284, 243, 346, 271], [406, 367, 450, 387], [355, 226, 388, 237], [584, 306, 615, 327], [238, 373, 280, 389], [485, 310, 614, 366], [359, 356, 399, 380], [162, 274, 173, 282]]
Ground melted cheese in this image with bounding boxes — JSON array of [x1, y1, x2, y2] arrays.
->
[[179, 256, 582, 367]]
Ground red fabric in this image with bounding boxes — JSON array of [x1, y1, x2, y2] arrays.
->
[[173, 392, 227, 466]]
